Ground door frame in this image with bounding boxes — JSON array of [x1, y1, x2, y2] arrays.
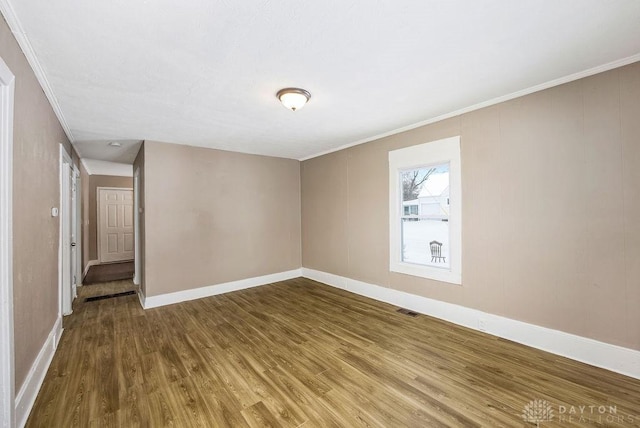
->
[[96, 186, 134, 264], [59, 145, 74, 316], [75, 171, 82, 288], [133, 168, 140, 285], [0, 56, 15, 428], [70, 163, 79, 297]]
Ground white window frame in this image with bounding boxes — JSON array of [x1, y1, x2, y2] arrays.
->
[[389, 136, 462, 284]]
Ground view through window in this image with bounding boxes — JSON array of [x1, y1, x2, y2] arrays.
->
[[400, 163, 450, 269]]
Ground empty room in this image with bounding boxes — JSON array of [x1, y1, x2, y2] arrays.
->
[[1, 1, 639, 427]]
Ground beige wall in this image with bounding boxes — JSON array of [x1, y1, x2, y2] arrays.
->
[[0, 16, 72, 389], [143, 141, 301, 297], [84, 174, 133, 265], [301, 62, 640, 351]]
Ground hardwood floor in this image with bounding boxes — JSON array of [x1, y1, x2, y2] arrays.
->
[[27, 278, 640, 427], [83, 261, 135, 285]]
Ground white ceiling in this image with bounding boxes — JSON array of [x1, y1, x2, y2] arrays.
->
[[80, 159, 133, 177], [4, 0, 640, 161], [73, 140, 142, 164]]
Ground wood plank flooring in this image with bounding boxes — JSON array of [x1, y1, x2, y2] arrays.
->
[[27, 278, 640, 427], [83, 261, 135, 285]]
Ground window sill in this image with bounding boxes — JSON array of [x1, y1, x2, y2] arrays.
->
[[390, 262, 461, 285]]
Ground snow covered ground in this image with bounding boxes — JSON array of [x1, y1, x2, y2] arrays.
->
[[401, 219, 450, 269]]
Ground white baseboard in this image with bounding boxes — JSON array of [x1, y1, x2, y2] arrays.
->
[[137, 286, 146, 308], [141, 269, 303, 309], [82, 259, 98, 278], [301, 268, 640, 380], [15, 316, 62, 428]]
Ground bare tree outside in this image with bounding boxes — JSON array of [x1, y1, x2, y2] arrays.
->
[[402, 167, 436, 201]]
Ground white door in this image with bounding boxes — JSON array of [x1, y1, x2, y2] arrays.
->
[[60, 148, 73, 315], [98, 188, 134, 263], [70, 168, 77, 297]]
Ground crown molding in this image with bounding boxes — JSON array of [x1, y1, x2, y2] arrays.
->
[[299, 53, 640, 161], [0, 0, 74, 142]]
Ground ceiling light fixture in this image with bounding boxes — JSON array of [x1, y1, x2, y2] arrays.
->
[[276, 88, 311, 111], [108, 141, 121, 147]]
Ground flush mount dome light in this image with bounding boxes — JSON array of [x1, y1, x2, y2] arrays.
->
[[108, 141, 121, 147], [277, 88, 311, 111]]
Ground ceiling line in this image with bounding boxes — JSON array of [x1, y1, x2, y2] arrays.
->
[[0, 0, 74, 142], [298, 53, 640, 162]]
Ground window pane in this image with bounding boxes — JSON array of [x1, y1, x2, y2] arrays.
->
[[400, 164, 450, 269]]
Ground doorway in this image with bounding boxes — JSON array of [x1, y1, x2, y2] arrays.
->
[[133, 168, 141, 286], [0, 55, 15, 428], [97, 187, 134, 263], [59, 146, 78, 316]]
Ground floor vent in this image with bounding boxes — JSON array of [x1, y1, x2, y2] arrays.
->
[[397, 308, 419, 317], [85, 290, 135, 302]]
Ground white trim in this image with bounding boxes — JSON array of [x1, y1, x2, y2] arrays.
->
[[95, 186, 133, 192], [0, 56, 15, 428], [137, 286, 146, 308], [141, 269, 302, 309], [299, 54, 640, 161], [0, 0, 74, 143], [301, 268, 640, 380], [389, 136, 462, 284], [80, 159, 133, 177], [82, 259, 99, 279], [14, 317, 62, 428]]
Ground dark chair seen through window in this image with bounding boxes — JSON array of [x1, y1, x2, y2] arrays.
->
[[430, 240, 445, 263]]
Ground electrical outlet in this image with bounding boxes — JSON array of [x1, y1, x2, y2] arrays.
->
[[478, 319, 487, 332]]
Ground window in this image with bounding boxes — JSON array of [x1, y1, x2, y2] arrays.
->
[[389, 136, 461, 284], [403, 204, 419, 216]]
